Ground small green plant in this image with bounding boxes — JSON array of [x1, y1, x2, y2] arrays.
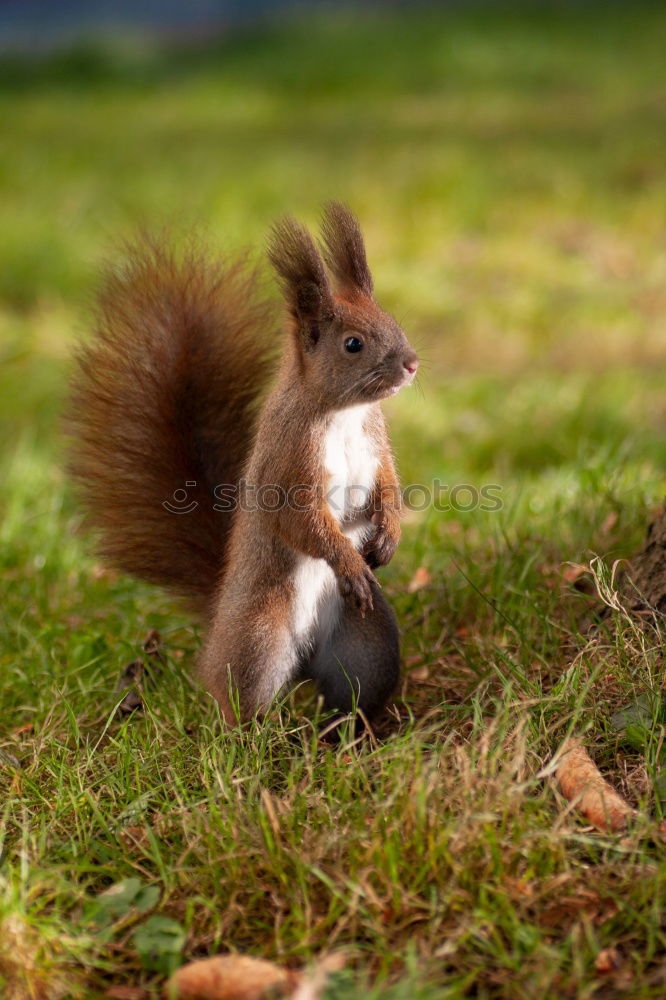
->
[[133, 916, 186, 975], [83, 878, 161, 928]]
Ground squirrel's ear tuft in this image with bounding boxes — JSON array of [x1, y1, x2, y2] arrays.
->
[[267, 216, 334, 344], [320, 201, 373, 298]]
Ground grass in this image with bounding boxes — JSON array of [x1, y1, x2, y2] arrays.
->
[[2, 2, 666, 996]]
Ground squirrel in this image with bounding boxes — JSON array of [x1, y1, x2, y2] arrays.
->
[[68, 203, 419, 726]]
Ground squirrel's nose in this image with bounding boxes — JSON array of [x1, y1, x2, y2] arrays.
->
[[403, 354, 419, 375]]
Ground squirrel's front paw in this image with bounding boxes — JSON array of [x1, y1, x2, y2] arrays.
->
[[338, 560, 376, 617], [363, 511, 400, 569]]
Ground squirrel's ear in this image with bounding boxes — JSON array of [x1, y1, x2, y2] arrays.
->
[[320, 201, 373, 298], [267, 216, 334, 348]]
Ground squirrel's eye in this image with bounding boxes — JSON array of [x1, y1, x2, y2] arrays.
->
[[344, 336, 363, 354]]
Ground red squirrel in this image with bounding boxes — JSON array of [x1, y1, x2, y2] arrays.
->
[[69, 203, 419, 725]]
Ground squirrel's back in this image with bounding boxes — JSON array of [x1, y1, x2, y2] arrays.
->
[[67, 237, 276, 616]]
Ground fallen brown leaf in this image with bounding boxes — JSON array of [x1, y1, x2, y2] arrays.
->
[[595, 947, 623, 975], [165, 955, 298, 1000], [10, 724, 33, 738], [555, 739, 636, 832]]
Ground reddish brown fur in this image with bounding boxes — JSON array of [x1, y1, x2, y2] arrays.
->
[[320, 201, 374, 297], [67, 237, 276, 616], [200, 350, 401, 719], [69, 207, 417, 724]]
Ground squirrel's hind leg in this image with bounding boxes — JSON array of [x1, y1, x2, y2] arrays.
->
[[304, 580, 400, 723], [199, 610, 300, 725]]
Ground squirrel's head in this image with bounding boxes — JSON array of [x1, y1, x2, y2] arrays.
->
[[268, 202, 418, 410]]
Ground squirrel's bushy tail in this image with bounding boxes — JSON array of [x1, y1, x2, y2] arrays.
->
[[67, 237, 276, 616]]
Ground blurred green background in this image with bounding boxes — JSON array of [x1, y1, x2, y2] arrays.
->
[[1, 1, 665, 518]]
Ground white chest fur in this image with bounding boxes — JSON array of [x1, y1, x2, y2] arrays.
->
[[290, 405, 379, 652], [323, 404, 379, 526]]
